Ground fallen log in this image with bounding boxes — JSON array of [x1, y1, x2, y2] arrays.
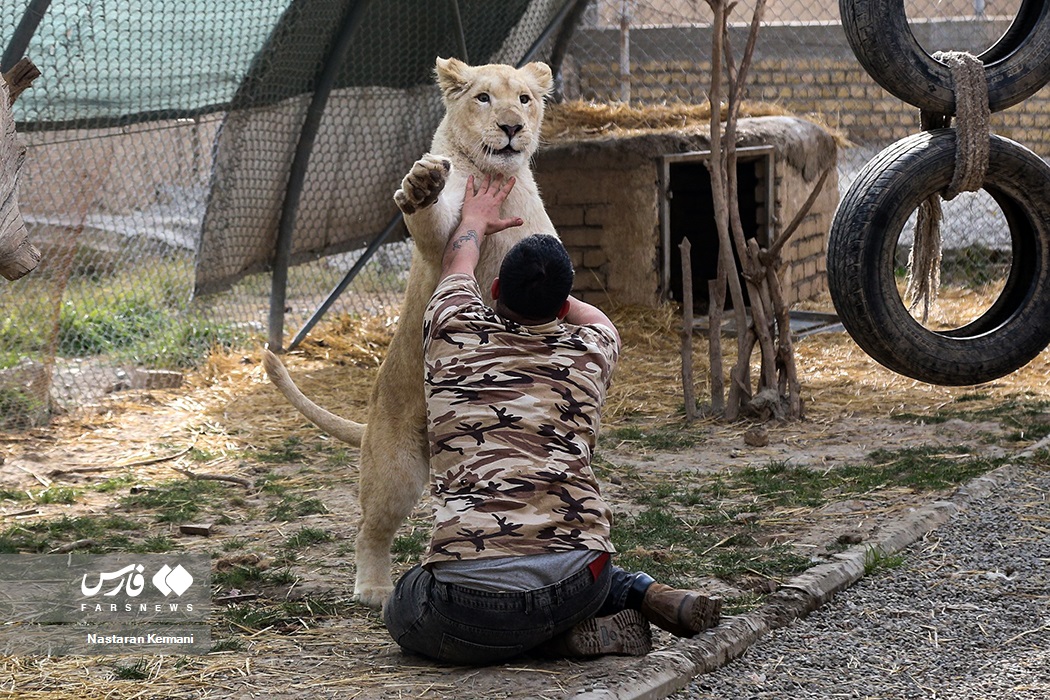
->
[[0, 58, 40, 281]]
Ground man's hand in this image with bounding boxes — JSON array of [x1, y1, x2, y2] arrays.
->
[[440, 174, 523, 280]]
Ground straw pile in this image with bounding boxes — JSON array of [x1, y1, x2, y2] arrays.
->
[[542, 99, 848, 146], [206, 288, 1050, 445]]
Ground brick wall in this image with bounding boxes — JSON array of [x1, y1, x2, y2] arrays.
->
[[567, 21, 1050, 156]]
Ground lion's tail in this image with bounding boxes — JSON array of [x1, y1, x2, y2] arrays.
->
[[262, 348, 366, 447]]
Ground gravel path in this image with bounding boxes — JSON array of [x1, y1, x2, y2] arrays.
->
[[669, 461, 1050, 699]]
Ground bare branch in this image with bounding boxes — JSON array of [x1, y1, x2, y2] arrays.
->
[[2, 58, 40, 105], [171, 466, 252, 488], [761, 164, 833, 265]]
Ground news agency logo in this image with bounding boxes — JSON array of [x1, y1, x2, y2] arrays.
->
[[81, 563, 195, 598], [0, 553, 211, 654]]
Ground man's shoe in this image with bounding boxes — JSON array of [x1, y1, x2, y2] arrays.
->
[[558, 609, 652, 657], [640, 583, 722, 637]]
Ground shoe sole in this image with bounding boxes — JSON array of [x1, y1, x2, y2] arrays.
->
[[566, 609, 652, 657], [678, 594, 722, 637], [689, 594, 722, 632]]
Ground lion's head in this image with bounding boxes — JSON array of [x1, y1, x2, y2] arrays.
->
[[433, 57, 554, 176]]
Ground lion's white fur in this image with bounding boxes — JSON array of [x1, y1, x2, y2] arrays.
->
[[264, 57, 555, 608]]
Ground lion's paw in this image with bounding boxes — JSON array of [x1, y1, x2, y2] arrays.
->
[[354, 584, 394, 611], [394, 153, 451, 215]]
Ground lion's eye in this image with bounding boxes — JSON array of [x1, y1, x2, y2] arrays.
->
[[476, 93, 490, 103], [520, 94, 531, 104]]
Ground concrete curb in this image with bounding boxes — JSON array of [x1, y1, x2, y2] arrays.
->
[[567, 463, 1021, 700]]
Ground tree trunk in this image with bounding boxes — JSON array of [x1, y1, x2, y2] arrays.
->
[[704, 0, 808, 422], [0, 58, 40, 281]]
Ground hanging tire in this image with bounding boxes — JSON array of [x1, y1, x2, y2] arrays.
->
[[827, 129, 1050, 385], [840, 0, 1050, 113]]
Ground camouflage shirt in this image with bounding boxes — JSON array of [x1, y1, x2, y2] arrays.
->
[[420, 273, 619, 565]]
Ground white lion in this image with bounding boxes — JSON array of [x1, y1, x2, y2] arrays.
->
[[264, 57, 557, 608]]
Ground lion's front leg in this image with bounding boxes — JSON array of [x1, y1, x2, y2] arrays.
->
[[394, 153, 450, 215]]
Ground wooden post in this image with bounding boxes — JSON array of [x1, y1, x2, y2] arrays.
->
[[618, 0, 631, 103], [0, 58, 40, 281], [679, 238, 697, 421]]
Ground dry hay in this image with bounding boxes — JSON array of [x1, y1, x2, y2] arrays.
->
[[542, 99, 849, 146], [28, 285, 1050, 461], [5, 279, 1034, 461]]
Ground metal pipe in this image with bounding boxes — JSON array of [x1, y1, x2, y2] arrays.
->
[[1, 0, 52, 73], [287, 215, 402, 351], [518, 0, 578, 66], [268, 0, 371, 351], [548, 0, 592, 101], [450, 0, 469, 63]]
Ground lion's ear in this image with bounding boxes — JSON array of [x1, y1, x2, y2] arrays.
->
[[435, 57, 472, 100], [521, 62, 554, 98]]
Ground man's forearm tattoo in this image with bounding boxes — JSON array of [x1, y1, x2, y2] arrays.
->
[[452, 230, 480, 251]]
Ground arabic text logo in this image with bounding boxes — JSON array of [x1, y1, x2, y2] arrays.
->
[[80, 563, 195, 598], [81, 564, 146, 597]]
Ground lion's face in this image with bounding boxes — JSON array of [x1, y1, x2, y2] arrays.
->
[[435, 57, 553, 175]]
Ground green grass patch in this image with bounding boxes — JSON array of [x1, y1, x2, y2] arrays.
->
[[392, 527, 429, 564], [128, 535, 177, 553], [606, 443, 1005, 590], [110, 659, 152, 681], [894, 397, 1050, 442], [221, 596, 358, 634], [30, 486, 81, 505], [120, 479, 230, 523], [213, 560, 269, 589], [209, 637, 245, 653], [282, 527, 332, 551], [266, 495, 328, 522], [256, 438, 307, 464], [221, 537, 250, 552], [601, 424, 705, 451], [95, 474, 138, 493], [723, 447, 1005, 508], [0, 488, 28, 502], [0, 514, 142, 553], [611, 504, 812, 588], [0, 257, 245, 371], [864, 546, 907, 574], [0, 385, 49, 429]]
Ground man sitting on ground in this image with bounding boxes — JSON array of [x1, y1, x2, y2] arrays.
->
[[383, 173, 721, 665]]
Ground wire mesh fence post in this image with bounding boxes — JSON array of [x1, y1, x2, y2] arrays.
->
[[268, 0, 371, 352]]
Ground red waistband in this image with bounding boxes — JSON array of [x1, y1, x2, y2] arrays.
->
[[588, 551, 610, 580]]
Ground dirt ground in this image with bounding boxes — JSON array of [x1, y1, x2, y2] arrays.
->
[[1, 305, 1048, 699]]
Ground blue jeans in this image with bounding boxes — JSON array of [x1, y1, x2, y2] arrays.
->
[[383, 556, 655, 665]]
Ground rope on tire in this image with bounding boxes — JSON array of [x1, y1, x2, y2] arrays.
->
[[907, 51, 990, 321]]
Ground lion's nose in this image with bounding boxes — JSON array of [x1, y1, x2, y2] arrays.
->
[[499, 123, 523, 139]]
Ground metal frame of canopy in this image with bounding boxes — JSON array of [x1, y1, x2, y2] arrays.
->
[[275, 0, 591, 352]]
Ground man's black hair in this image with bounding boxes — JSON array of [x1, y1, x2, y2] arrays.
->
[[497, 234, 574, 321]]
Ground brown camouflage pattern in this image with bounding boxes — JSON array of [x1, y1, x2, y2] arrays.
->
[[421, 274, 619, 564]]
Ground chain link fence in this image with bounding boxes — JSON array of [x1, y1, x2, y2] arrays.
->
[[1, 0, 1041, 427], [564, 0, 1040, 333], [0, 0, 572, 428]]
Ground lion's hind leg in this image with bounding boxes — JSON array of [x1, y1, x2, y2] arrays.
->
[[353, 426, 430, 610]]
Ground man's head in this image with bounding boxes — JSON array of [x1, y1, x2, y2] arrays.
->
[[491, 234, 574, 323]]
